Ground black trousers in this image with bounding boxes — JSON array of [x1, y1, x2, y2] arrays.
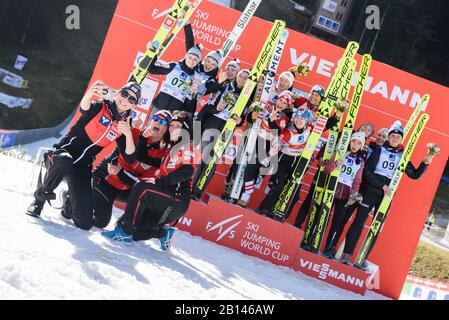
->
[[36, 149, 94, 230], [343, 191, 385, 255], [118, 181, 190, 241], [257, 154, 300, 218], [323, 198, 358, 251], [192, 118, 231, 198], [92, 177, 130, 229], [192, 132, 220, 198], [294, 169, 321, 229]]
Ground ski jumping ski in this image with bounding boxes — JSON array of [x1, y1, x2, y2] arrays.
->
[[130, 0, 202, 84], [229, 29, 290, 201], [353, 99, 430, 268], [309, 54, 373, 253], [271, 41, 360, 219], [194, 20, 287, 194]]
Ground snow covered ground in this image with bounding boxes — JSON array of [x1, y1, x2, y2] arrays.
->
[[0, 154, 387, 300]]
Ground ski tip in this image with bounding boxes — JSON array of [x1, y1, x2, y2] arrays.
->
[[362, 54, 372, 62]]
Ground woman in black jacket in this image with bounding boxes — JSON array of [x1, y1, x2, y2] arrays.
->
[[340, 121, 435, 269], [191, 69, 252, 200]]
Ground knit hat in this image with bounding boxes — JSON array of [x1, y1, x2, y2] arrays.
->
[[279, 71, 295, 88], [226, 59, 241, 72], [388, 120, 404, 137], [186, 44, 203, 60], [205, 50, 223, 65], [357, 123, 375, 138], [350, 131, 366, 146], [121, 82, 142, 102], [277, 90, 294, 109], [238, 69, 251, 77], [171, 111, 191, 132], [310, 85, 326, 100], [293, 107, 314, 124], [378, 128, 389, 136]]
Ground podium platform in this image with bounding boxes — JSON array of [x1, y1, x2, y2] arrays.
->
[[174, 195, 378, 295]]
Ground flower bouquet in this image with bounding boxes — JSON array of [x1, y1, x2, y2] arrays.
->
[[290, 62, 311, 79], [426, 143, 441, 156]]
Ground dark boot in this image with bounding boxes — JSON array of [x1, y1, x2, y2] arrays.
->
[[340, 253, 351, 265], [321, 248, 334, 259], [60, 190, 72, 220], [26, 189, 56, 217], [26, 200, 45, 217]]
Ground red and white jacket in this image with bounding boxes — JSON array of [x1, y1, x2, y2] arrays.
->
[[154, 143, 201, 191], [277, 125, 312, 157]]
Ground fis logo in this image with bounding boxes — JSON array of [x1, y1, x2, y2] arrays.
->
[[206, 215, 244, 241], [389, 154, 396, 161], [347, 158, 353, 165], [99, 115, 111, 127], [297, 135, 304, 143]]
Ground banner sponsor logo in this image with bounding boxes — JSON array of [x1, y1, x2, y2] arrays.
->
[[206, 214, 243, 241], [402, 275, 449, 300], [0, 67, 26, 89], [14, 55, 28, 71], [299, 259, 365, 287], [204, 201, 298, 265], [0, 92, 32, 109], [99, 115, 111, 126], [293, 249, 370, 294]]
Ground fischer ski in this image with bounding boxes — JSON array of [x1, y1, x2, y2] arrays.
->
[[194, 20, 287, 194], [271, 41, 360, 220], [229, 29, 290, 201], [130, 0, 202, 84], [302, 58, 358, 248], [334, 94, 429, 261], [308, 54, 373, 253]]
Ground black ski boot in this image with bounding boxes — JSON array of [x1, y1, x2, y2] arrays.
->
[[26, 200, 45, 217], [25, 189, 56, 218], [340, 253, 351, 265]]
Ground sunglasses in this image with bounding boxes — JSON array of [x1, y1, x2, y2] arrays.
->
[[152, 115, 169, 126], [120, 90, 138, 105]]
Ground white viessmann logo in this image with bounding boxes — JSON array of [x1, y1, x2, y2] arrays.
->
[[300, 259, 365, 288], [206, 215, 244, 241]]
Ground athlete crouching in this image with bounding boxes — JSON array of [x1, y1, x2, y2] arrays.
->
[[26, 81, 141, 231], [102, 112, 199, 250]]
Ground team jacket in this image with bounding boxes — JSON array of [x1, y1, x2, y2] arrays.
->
[[184, 23, 220, 99], [154, 143, 200, 193], [93, 128, 164, 190], [54, 100, 126, 166], [361, 142, 428, 196], [196, 80, 250, 131], [277, 125, 312, 157], [148, 60, 198, 114], [324, 152, 365, 200]]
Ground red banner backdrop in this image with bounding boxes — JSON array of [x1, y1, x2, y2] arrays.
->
[[82, 0, 449, 299]]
